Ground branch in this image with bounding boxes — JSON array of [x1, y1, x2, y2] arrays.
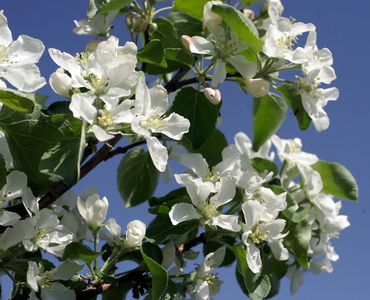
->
[[176, 233, 206, 255], [75, 270, 146, 300]]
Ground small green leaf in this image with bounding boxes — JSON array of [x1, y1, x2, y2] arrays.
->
[[248, 275, 271, 300], [241, 0, 264, 5], [141, 247, 168, 299], [97, 0, 134, 15], [0, 89, 35, 113], [234, 245, 260, 292], [117, 148, 159, 207], [288, 219, 311, 269], [137, 40, 167, 67], [95, 268, 118, 286], [87, 0, 106, 19], [253, 93, 287, 152], [170, 87, 219, 150], [62, 242, 104, 265], [277, 83, 311, 130], [251, 157, 279, 177], [173, 0, 210, 19], [311, 160, 358, 201], [211, 3, 264, 52], [141, 242, 163, 265], [152, 17, 177, 40]]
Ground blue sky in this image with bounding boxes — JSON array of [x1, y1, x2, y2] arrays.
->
[[1, 0, 369, 299]]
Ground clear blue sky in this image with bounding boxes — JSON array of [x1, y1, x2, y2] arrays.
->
[[1, 1, 368, 299]]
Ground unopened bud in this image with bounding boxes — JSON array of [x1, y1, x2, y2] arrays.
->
[[243, 9, 255, 20], [181, 35, 192, 51], [133, 18, 149, 32], [204, 87, 221, 105], [125, 14, 134, 31], [240, 78, 269, 98], [148, 23, 158, 35]]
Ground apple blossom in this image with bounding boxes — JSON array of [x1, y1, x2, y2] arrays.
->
[[128, 77, 190, 172], [124, 220, 146, 248], [77, 194, 109, 232], [0, 11, 46, 92], [27, 259, 83, 300], [73, 10, 119, 37], [203, 87, 221, 105], [262, 5, 315, 63]]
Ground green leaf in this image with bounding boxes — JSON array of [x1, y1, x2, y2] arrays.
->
[[97, 0, 134, 15], [248, 275, 271, 300], [117, 148, 159, 208], [137, 40, 167, 67], [253, 93, 287, 152], [241, 0, 264, 6], [311, 160, 358, 201], [211, 3, 264, 52], [95, 268, 118, 286], [167, 10, 203, 37], [234, 245, 260, 292], [87, 0, 106, 18], [251, 157, 279, 177], [288, 219, 311, 269], [152, 17, 177, 40], [194, 129, 228, 167], [173, 0, 210, 20], [141, 242, 163, 265], [141, 247, 168, 300], [62, 242, 104, 265], [170, 87, 219, 150], [146, 216, 199, 244], [0, 94, 75, 192], [277, 83, 311, 130], [39, 134, 85, 185], [0, 89, 35, 113]]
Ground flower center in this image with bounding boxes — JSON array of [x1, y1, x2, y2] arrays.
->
[[97, 109, 115, 127], [204, 167, 220, 183], [0, 44, 18, 65], [140, 113, 168, 131], [250, 225, 269, 244]]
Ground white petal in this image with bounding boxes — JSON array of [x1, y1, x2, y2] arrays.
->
[[212, 214, 241, 232], [227, 55, 257, 81], [169, 203, 200, 225], [146, 136, 168, 172], [92, 125, 114, 142], [69, 93, 97, 124], [160, 113, 190, 140]]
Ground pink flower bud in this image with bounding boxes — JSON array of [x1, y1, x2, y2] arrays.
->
[[243, 9, 255, 20], [240, 78, 269, 98], [204, 87, 221, 105], [181, 35, 192, 51]]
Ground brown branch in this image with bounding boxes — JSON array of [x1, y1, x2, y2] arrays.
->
[[76, 270, 146, 300], [176, 233, 206, 255]]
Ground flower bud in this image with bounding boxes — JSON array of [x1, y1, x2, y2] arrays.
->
[[240, 78, 269, 98], [181, 35, 192, 51], [124, 220, 146, 248], [77, 194, 109, 232], [243, 9, 255, 20], [203, 87, 221, 105], [133, 18, 149, 33], [148, 23, 158, 35]]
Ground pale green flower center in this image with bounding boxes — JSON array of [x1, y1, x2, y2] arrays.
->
[[140, 113, 168, 131], [97, 109, 115, 127], [276, 35, 298, 52], [251, 188, 264, 204], [37, 272, 54, 291], [201, 272, 222, 292], [75, 52, 89, 69], [250, 225, 269, 244], [198, 201, 218, 220], [89, 73, 109, 94]]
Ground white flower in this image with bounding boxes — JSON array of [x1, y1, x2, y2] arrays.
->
[[27, 259, 83, 299], [0, 130, 13, 169], [0, 11, 46, 92], [73, 10, 119, 37], [77, 194, 109, 232], [203, 87, 221, 105], [182, 2, 257, 87], [129, 78, 190, 172], [124, 220, 146, 248], [191, 246, 225, 300], [49, 36, 138, 108], [241, 201, 288, 273], [240, 78, 270, 98], [0, 170, 28, 226], [262, 5, 315, 63], [298, 68, 339, 132], [169, 177, 241, 232]]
